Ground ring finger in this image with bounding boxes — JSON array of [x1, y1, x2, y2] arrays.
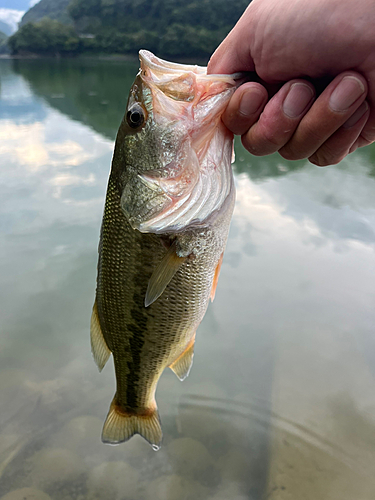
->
[[241, 79, 315, 156]]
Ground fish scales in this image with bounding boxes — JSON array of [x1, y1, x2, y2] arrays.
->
[[91, 50, 240, 448]]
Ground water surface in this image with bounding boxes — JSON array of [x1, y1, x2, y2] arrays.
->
[[0, 58, 375, 500]]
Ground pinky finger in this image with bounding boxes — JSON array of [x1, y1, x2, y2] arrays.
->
[[308, 102, 370, 166]]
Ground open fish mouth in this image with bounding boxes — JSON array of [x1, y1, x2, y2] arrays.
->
[[139, 50, 247, 80], [139, 50, 208, 76]]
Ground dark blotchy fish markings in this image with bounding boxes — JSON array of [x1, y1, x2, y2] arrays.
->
[[91, 50, 241, 449]]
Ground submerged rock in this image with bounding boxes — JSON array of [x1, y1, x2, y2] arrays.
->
[[86, 461, 141, 500], [101, 433, 154, 464], [146, 474, 209, 500], [217, 450, 252, 486], [29, 448, 86, 488], [208, 482, 250, 500], [167, 437, 218, 485], [52, 415, 103, 456], [0, 487, 51, 500], [175, 409, 233, 456]]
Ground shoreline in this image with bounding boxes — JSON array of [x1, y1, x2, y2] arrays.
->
[[0, 53, 209, 65], [0, 53, 138, 61]]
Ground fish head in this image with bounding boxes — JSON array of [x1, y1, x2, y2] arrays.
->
[[114, 50, 241, 234]]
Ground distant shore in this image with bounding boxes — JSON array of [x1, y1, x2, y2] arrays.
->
[[0, 52, 209, 65], [0, 53, 138, 61]]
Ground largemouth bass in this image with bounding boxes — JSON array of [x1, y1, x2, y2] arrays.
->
[[91, 50, 241, 449]]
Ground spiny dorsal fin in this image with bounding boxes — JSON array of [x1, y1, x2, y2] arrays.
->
[[102, 397, 162, 450], [90, 300, 111, 372], [210, 252, 224, 302], [145, 241, 186, 307], [169, 336, 195, 381]]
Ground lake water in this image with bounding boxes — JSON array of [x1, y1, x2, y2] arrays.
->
[[0, 57, 375, 500]]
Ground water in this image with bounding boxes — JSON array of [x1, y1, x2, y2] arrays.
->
[[0, 57, 375, 500]]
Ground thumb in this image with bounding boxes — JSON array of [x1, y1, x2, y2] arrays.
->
[[207, 6, 255, 75]]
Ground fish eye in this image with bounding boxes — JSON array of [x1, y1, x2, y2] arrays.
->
[[126, 104, 145, 129]]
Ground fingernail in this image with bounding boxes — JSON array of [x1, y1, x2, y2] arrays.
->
[[342, 101, 369, 128], [283, 83, 314, 118], [329, 76, 365, 112], [239, 89, 265, 116]]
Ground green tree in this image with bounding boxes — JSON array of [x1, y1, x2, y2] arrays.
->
[[9, 18, 80, 56], [0, 30, 9, 54]]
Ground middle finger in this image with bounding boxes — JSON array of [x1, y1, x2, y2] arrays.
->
[[241, 79, 315, 156]]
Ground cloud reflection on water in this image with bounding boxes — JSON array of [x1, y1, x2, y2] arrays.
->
[[1, 59, 375, 499]]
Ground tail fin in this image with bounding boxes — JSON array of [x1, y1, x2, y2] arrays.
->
[[101, 398, 162, 450]]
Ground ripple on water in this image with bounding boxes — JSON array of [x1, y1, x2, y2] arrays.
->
[[0, 394, 374, 499]]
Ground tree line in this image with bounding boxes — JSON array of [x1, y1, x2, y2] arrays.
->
[[9, 0, 249, 58]]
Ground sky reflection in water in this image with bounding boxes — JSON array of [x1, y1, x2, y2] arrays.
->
[[0, 58, 375, 500]]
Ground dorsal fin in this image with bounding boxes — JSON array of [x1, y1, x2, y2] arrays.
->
[[210, 252, 224, 302], [90, 300, 111, 372], [145, 241, 186, 307], [169, 336, 195, 381]]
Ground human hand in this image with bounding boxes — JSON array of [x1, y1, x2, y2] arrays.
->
[[207, 0, 375, 166]]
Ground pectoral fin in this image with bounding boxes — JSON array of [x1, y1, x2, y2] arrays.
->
[[145, 241, 186, 307], [169, 336, 195, 381], [210, 252, 224, 302], [90, 300, 111, 372]]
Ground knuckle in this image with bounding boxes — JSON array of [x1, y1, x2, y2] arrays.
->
[[242, 124, 282, 156], [309, 145, 347, 166], [301, 121, 325, 144], [261, 126, 283, 148], [279, 144, 305, 161], [279, 122, 326, 160], [223, 114, 249, 136], [360, 129, 375, 144], [254, 124, 287, 155], [241, 135, 265, 156]]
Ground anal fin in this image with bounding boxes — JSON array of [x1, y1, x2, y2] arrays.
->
[[169, 336, 195, 381], [102, 398, 162, 450], [210, 252, 224, 302], [145, 240, 186, 307], [90, 300, 111, 372]]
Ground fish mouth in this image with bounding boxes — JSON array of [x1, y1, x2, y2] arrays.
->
[[139, 49, 246, 83], [139, 50, 207, 76]]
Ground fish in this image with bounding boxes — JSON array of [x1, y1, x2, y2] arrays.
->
[[91, 50, 241, 450]]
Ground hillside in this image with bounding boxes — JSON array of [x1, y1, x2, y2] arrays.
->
[[69, 0, 250, 58], [11, 0, 249, 58], [20, 0, 73, 27], [0, 30, 9, 54]]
